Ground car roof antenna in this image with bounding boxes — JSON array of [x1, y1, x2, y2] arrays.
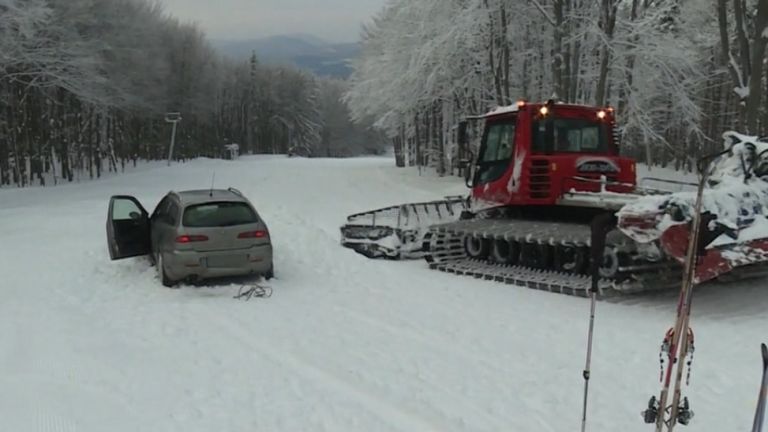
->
[[210, 171, 216, 197]]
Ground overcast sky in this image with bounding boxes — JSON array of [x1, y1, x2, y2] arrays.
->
[[160, 0, 386, 42]]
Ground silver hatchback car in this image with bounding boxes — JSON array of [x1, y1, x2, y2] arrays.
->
[[106, 188, 273, 287]]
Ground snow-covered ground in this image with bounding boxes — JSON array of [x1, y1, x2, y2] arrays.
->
[[0, 155, 765, 432]]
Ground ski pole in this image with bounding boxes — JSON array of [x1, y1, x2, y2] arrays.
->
[[581, 213, 616, 432], [752, 343, 768, 432]]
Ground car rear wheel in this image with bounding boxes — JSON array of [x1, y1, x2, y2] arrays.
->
[[156, 252, 177, 288], [264, 264, 274, 281]]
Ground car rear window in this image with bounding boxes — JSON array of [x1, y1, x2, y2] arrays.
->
[[182, 202, 258, 227]]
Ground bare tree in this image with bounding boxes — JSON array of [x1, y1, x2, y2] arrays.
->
[[718, 0, 768, 133]]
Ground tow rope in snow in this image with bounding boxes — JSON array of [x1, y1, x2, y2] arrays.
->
[[234, 284, 273, 301]]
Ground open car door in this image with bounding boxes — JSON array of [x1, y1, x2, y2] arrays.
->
[[107, 195, 151, 260]]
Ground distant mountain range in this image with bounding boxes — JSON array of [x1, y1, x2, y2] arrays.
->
[[211, 34, 360, 79]]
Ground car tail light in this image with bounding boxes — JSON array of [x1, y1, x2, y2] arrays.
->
[[238, 230, 268, 239], [176, 235, 209, 243]]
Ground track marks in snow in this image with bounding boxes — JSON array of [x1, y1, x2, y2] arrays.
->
[[330, 304, 512, 379], [199, 298, 536, 432], [34, 411, 79, 432], [204, 310, 453, 432], [3, 156, 767, 432], [322, 304, 541, 431]]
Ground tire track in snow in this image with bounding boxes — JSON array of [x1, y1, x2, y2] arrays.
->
[[248, 201, 544, 430], [325, 304, 529, 431], [0, 250, 165, 431], [34, 408, 78, 432], [292, 321, 518, 432], [203, 309, 451, 432], [1, 373, 141, 432], [330, 303, 514, 379], [211, 299, 536, 432]]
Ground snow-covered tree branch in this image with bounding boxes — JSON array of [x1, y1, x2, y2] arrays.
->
[[347, 0, 765, 173], [0, 0, 383, 187]]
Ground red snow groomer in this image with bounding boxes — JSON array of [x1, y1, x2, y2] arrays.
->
[[340, 100, 768, 297]]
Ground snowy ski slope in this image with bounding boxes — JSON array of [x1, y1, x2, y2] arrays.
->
[[0, 155, 765, 432]]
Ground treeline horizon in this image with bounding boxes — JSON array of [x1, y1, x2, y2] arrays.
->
[[0, 0, 386, 188], [346, 0, 768, 175]]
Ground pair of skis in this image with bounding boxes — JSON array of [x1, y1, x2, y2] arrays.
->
[[639, 154, 768, 432], [643, 340, 767, 432], [640, 162, 710, 431], [580, 151, 768, 432], [577, 174, 706, 432], [641, 153, 768, 432]]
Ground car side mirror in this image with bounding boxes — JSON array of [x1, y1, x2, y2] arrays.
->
[[457, 121, 468, 148], [458, 154, 473, 170], [464, 163, 474, 189], [461, 149, 475, 188], [129, 211, 141, 221]]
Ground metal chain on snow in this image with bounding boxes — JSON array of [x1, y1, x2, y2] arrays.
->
[[659, 328, 673, 382], [686, 353, 694, 386], [657, 328, 695, 385], [234, 284, 273, 301], [686, 329, 695, 386]]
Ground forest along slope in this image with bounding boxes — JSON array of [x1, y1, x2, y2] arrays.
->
[[0, 155, 765, 432]]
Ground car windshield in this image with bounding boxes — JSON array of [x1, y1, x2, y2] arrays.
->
[[182, 202, 258, 227]]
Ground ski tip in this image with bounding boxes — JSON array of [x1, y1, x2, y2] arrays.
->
[[762, 343, 768, 363]]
